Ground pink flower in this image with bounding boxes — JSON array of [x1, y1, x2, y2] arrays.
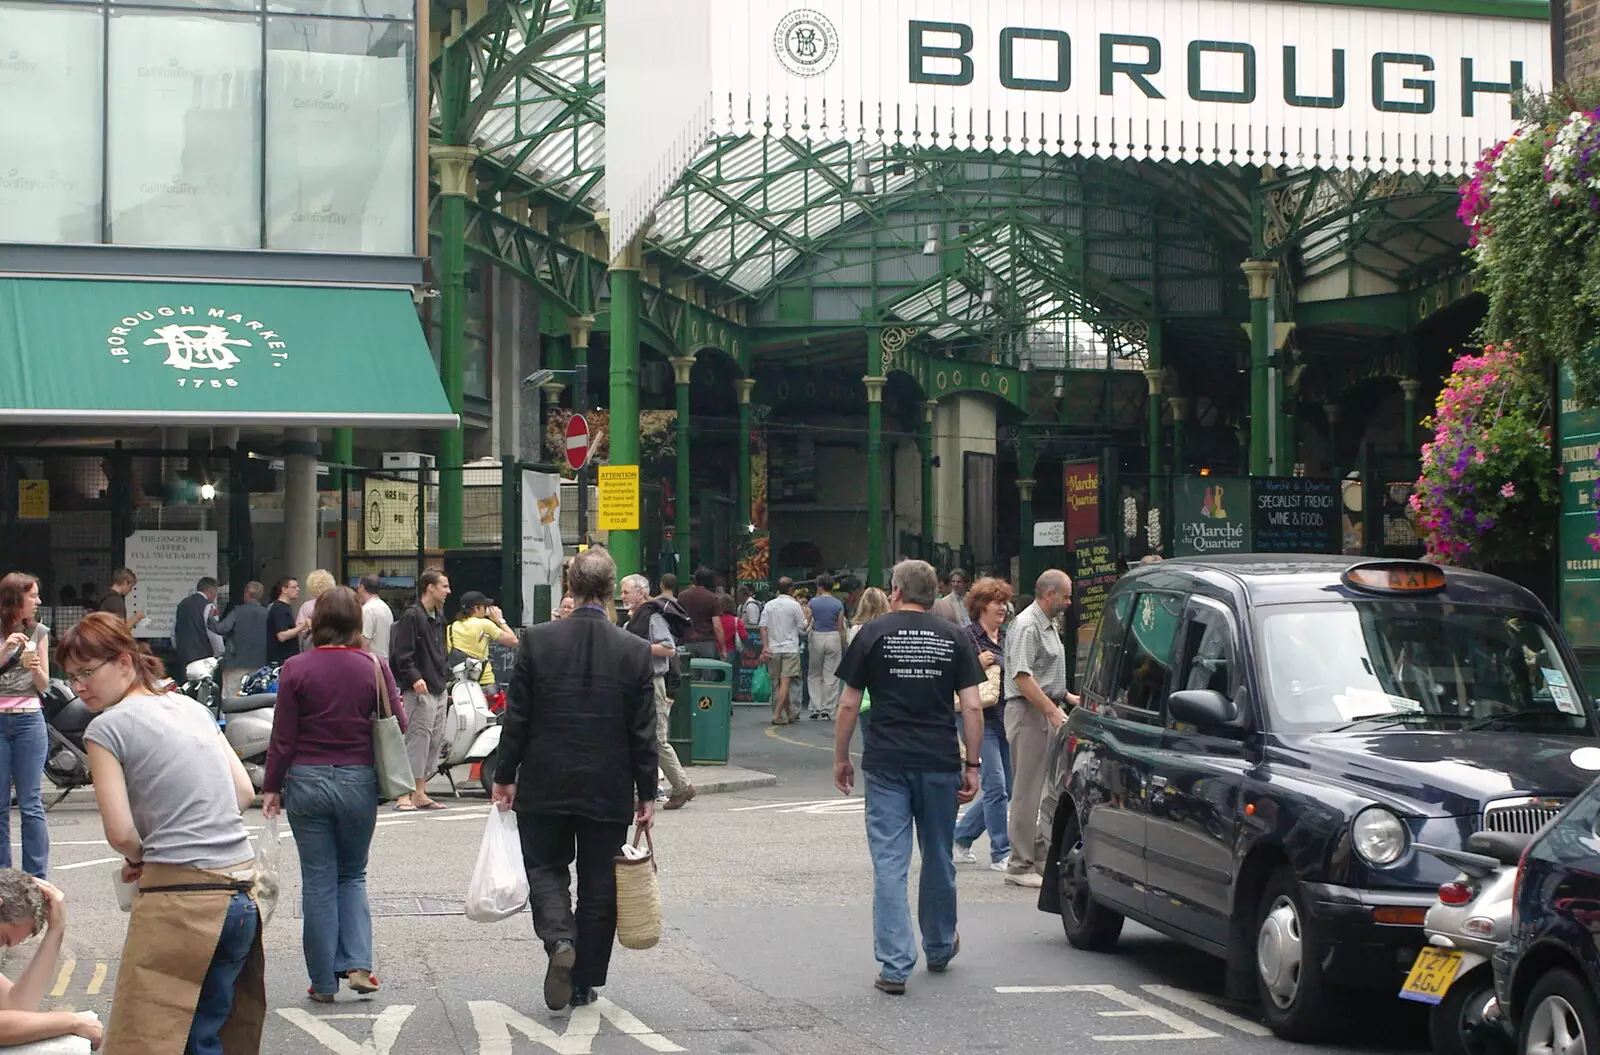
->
[[1500, 482, 1516, 498], [1474, 451, 1487, 464]]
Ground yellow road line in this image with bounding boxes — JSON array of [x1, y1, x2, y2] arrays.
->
[[86, 962, 107, 996], [762, 724, 860, 759], [49, 959, 74, 998]]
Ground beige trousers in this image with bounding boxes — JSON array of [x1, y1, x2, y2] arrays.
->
[[1005, 699, 1052, 875], [653, 675, 692, 795]]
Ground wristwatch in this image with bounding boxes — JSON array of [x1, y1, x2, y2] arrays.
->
[[964, 760, 982, 769]]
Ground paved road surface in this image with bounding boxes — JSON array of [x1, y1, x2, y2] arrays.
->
[[10, 709, 1432, 1054]]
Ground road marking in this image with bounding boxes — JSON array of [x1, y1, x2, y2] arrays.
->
[[54, 857, 121, 871], [1142, 985, 1271, 1037], [469, 997, 685, 1054], [373, 819, 414, 828], [276, 1006, 415, 1055], [729, 799, 838, 812], [995, 984, 1220, 1041], [86, 962, 107, 996], [761, 725, 860, 759], [50, 959, 75, 998]]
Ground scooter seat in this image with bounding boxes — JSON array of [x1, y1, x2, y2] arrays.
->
[[221, 693, 277, 715]]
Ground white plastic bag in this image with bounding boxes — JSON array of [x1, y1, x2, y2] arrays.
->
[[254, 814, 282, 926], [7, 1011, 96, 1053], [466, 806, 529, 922]]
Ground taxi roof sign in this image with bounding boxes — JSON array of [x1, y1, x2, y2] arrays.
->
[[1341, 561, 1447, 595]]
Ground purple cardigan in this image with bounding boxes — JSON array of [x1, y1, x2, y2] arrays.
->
[[263, 647, 408, 794]]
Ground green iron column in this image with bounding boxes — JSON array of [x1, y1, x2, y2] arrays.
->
[[431, 143, 478, 550], [1242, 260, 1279, 476], [1017, 428, 1038, 587], [331, 428, 353, 490], [735, 378, 755, 529], [1324, 402, 1342, 479], [1169, 397, 1188, 474], [1144, 368, 1164, 477], [608, 238, 644, 578], [865, 374, 887, 587], [670, 356, 695, 571], [919, 399, 937, 551], [1400, 379, 1421, 455], [568, 316, 594, 546]]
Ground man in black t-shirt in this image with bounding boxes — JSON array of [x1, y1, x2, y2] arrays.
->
[[265, 577, 304, 666], [834, 559, 983, 996]]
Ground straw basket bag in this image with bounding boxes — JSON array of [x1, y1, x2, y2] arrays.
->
[[614, 827, 661, 950]]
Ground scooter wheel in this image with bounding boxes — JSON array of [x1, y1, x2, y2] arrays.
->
[[1431, 968, 1509, 1055], [478, 749, 497, 798]]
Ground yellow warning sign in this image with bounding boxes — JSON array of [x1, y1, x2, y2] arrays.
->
[[596, 465, 640, 532], [17, 480, 48, 521]]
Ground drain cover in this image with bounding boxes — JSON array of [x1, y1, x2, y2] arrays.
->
[[296, 896, 466, 918]]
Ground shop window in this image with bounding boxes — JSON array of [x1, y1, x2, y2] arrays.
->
[[265, 16, 414, 253], [107, 10, 263, 248], [0, 3, 104, 243]]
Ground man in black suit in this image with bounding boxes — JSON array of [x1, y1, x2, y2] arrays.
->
[[172, 577, 221, 675], [492, 548, 656, 1012]]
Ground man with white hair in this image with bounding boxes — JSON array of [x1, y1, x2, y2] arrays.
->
[[620, 573, 695, 810], [1003, 568, 1080, 887], [833, 559, 983, 995]]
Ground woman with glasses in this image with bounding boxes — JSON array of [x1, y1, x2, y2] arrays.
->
[[0, 573, 50, 878], [57, 612, 263, 1055]]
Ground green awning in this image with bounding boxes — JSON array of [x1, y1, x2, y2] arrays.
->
[[0, 278, 457, 429]]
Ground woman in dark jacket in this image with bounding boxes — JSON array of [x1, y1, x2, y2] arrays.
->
[[262, 588, 407, 1003]]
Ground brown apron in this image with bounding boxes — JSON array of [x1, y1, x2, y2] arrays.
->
[[105, 860, 266, 1055]]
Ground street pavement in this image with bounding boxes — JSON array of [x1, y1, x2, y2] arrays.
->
[[10, 706, 1432, 1054]]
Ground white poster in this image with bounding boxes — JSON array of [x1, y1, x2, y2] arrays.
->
[[125, 531, 219, 640], [0, 6, 103, 243], [1033, 520, 1066, 547], [107, 13, 262, 248], [607, 0, 1550, 254], [521, 472, 565, 626], [265, 47, 413, 254]]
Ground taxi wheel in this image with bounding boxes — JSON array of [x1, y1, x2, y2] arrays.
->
[[1057, 810, 1123, 951], [1519, 970, 1598, 1055], [1255, 867, 1336, 1041]]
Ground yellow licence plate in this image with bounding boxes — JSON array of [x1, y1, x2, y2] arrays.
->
[[1400, 947, 1464, 1005]]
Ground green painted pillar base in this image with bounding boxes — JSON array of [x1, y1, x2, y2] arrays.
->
[[1242, 260, 1278, 477]]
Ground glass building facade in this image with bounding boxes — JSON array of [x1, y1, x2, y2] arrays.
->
[[0, 0, 415, 254]]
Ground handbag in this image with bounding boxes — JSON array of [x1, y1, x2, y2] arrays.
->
[[369, 655, 416, 800], [954, 661, 1005, 712], [614, 826, 662, 950]]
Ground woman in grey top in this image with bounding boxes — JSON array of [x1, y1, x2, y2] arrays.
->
[[58, 612, 263, 1055], [0, 573, 50, 878]]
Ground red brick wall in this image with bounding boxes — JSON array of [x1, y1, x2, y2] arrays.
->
[[1568, 0, 1600, 82]]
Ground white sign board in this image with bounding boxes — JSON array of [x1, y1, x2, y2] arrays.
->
[[125, 531, 218, 639], [1033, 520, 1066, 547], [521, 472, 565, 626]]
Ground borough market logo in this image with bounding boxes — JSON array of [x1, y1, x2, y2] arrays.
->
[[774, 9, 838, 78], [106, 306, 289, 389]]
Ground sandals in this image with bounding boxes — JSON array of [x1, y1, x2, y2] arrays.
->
[[307, 988, 335, 1004], [345, 969, 380, 994]]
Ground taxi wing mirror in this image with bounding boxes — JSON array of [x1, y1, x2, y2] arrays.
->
[[1168, 689, 1238, 729]]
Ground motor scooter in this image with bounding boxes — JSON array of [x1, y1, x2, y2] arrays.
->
[[438, 658, 501, 797], [183, 661, 277, 792], [1404, 830, 1533, 1055], [38, 679, 94, 808]]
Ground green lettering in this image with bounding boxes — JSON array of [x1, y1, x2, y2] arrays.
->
[[1187, 40, 1255, 104], [1000, 27, 1070, 93], [1461, 57, 1523, 118], [1099, 34, 1164, 99], [1283, 46, 1345, 109], [909, 20, 973, 87], [1372, 52, 1435, 114]]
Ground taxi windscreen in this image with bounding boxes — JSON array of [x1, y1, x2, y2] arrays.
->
[[1255, 602, 1589, 734]]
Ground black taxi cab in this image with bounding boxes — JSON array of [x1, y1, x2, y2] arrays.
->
[[1037, 556, 1599, 1042]]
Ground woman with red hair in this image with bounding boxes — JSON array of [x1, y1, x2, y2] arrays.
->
[[56, 612, 264, 1054], [0, 573, 50, 877]]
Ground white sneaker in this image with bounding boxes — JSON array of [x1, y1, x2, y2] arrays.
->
[[1004, 871, 1044, 889], [953, 845, 977, 864], [989, 858, 1011, 873]]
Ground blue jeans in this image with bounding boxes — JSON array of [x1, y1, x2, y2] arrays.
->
[[285, 765, 378, 995], [0, 711, 49, 877], [185, 891, 259, 1055], [863, 769, 961, 982], [954, 721, 1014, 862]]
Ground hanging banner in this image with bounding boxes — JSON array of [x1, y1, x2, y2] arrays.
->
[[607, 0, 1549, 254], [1064, 461, 1100, 548], [521, 471, 565, 626], [1173, 476, 1249, 556]]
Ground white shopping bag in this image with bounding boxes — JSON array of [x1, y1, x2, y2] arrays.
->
[[466, 806, 529, 923], [7, 1011, 97, 1053], [254, 814, 282, 926]]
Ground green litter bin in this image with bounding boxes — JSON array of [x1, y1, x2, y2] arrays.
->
[[688, 659, 733, 765]]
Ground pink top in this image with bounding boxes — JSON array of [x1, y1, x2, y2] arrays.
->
[[0, 624, 46, 711]]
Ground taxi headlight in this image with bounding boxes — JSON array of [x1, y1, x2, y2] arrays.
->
[[1352, 807, 1409, 866]]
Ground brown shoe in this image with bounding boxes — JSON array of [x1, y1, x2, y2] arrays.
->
[[345, 969, 379, 995], [664, 785, 697, 810]]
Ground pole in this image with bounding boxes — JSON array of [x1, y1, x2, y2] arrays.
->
[[1242, 260, 1278, 476], [865, 375, 887, 586], [608, 239, 643, 578], [331, 428, 353, 490], [568, 316, 594, 548], [431, 142, 478, 550], [670, 356, 695, 573], [736, 379, 755, 530], [920, 399, 937, 554], [1169, 397, 1188, 474]]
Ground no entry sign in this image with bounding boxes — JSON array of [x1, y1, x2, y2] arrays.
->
[[566, 414, 591, 470]]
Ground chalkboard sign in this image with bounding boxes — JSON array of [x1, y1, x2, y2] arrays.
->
[[1251, 478, 1340, 554], [1071, 534, 1119, 630]]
